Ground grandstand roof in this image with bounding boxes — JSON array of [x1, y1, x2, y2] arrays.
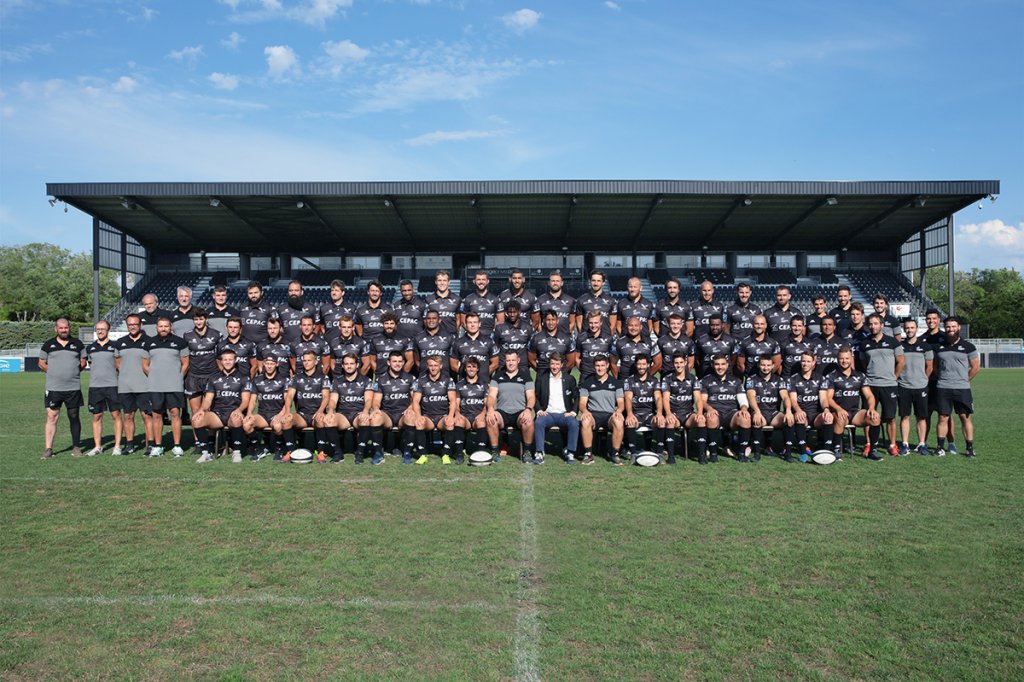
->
[[47, 179, 999, 254]]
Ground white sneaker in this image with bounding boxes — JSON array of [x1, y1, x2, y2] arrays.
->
[[196, 451, 214, 463], [171, 446, 185, 457], [231, 450, 243, 463], [148, 447, 163, 458], [85, 446, 102, 457], [111, 446, 123, 456]]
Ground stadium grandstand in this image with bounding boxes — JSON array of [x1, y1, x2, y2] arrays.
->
[[46, 179, 998, 328]]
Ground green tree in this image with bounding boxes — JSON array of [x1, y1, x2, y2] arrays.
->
[[922, 266, 1024, 338], [0, 243, 119, 322]]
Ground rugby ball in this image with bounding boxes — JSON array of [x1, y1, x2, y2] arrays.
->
[[468, 450, 493, 467], [290, 448, 314, 464], [811, 449, 837, 465], [634, 451, 661, 467]]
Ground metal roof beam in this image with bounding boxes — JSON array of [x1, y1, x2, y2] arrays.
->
[[769, 198, 830, 248], [214, 197, 278, 247], [630, 194, 664, 250], [384, 196, 417, 249], [129, 196, 204, 245], [302, 197, 346, 249], [470, 196, 486, 246], [562, 195, 577, 246], [698, 196, 747, 247], [839, 196, 914, 247]]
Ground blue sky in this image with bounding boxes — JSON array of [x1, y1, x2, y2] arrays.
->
[[2, 0, 1022, 269]]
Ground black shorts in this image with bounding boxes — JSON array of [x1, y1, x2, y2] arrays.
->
[[630, 412, 655, 429], [119, 392, 152, 414], [45, 390, 83, 410], [672, 410, 695, 425], [716, 407, 739, 427], [497, 409, 527, 427], [212, 408, 235, 425], [870, 386, 898, 421], [298, 407, 323, 425], [150, 392, 185, 412], [383, 409, 407, 426], [936, 388, 974, 416], [422, 412, 450, 426], [756, 408, 779, 425], [898, 386, 929, 420], [87, 387, 121, 414], [184, 373, 215, 398], [589, 411, 613, 430], [928, 383, 941, 414]]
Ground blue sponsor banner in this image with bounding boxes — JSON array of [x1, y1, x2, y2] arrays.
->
[[0, 357, 24, 372]]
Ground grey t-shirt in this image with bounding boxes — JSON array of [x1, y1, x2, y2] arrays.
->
[[86, 339, 119, 388], [491, 368, 534, 414], [898, 340, 932, 390], [861, 335, 904, 387], [146, 334, 189, 393], [39, 337, 85, 392], [114, 333, 150, 393], [579, 375, 624, 415], [934, 339, 979, 390]]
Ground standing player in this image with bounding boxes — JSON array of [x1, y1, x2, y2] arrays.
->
[[256, 318, 293, 376], [243, 354, 291, 461], [861, 313, 905, 457], [355, 280, 392, 343], [139, 293, 172, 337], [328, 316, 369, 377], [206, 285, 240, 335], [192, 348, 252, 463], [826, 346, 881, 460], [170, 286, 197, 338], [277, 280, 319, 345], [933, 317, 980, 458], [622, 355, 665, 463], [394, 280, 428, 340], [725, 282, 761, 340], [655, 278, 692, 337], [805, 296, 830, 337], [745, 356, 793, 462], [897, 318, 933, 456], [324, 353, 377, 463], [690, 280, 726, 339], [285, 350, 332, 463], [412, 356, 460, 464], [575, 270, 617, 334], [657, 313, 695, 376], [486, 351, 536, 463], [840, 303, 871, 358], [736, 315, 781, 377], [613, 316, 661, 378], [615, 277, 655, 334], [366, 312, 413, 376], [872, 294, 903, 340], [426, 270, 462, 336], [461, 270, 501, 336], [694, 314, 737, 377], [240, 281, 275, 345], [84, 320, 123, 456], [413, 310, 454, 377], [183, 308, 223, 451], [534, 271, 576, 335], [374, 351, 420, 464], [319, 279, 356, 341], [450, 313, 498, 381], [786, 351, 835, 461], [529, 310, 577, 372], [218, 317, 256, 379], [290, 315, 330, 376], [39, 318, 87, 459], [811, 316, 844, 373], [701, 355, 752, 463], [577, 310, 616, 382], [779, 316, 814, 377], [114, 314, 151, 454], [143, 318, 189, 457], [578, 356, 626, 465], [829, 285, 854, 322], [765, 285, 802, 344], [497, 269, 538, 324], [922, 308, 955, 450], [661, 352, 705, 464], [494, 300, 532, 365]]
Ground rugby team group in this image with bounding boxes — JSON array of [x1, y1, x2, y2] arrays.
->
[[38, 268, 981, 466]]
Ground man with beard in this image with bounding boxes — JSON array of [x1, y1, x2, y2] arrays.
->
[[206, 285, 240, 335], [701, 354, 753, 463], [84, 320, 123, 456], [615, 277, 655, 335], [394, 279, 428, 340], [529, 310, 577, 373], [575, 270, 617, 335], [497, 269, 538, 324], [745, 356, 793, 462], [897, 318, 933, 456], [217, 317, 256, 379], [412, 356, 461, 465], [725, 282, 761, 340], [694, 313, 737, 377], [578, 355, 626, 466], [183, 308, 223, 454], [277, 279, 319, 345], [577, 309, 616, 382], [534, 271, 576, 335], [256, 318, 293, 376], [736, 314, 781, 377], [324, 353, 377, 464], [861, 313, 905, 457], [426, 270, 462, 336], [657, 313, 695, 376], [486, 351, 536, 463], [450, 313, 498, 382], [933, 316, 980, 458], [39, 318, 87, 459], [114, 314, 152, 454], [613, 316, 661, 378], [622, 354, 665, 462], [319, 279, 356, 341], [779, 316, 814, 378], [805, 295, 830, 337], [461, 270, 500, 336], [373, 351, 419, 464], [811, 315, 844, 374], [170, 286, 197, 338], [690, 280, 726, 339], [243, 354, 291, 461], [290, 315, 330, 376], [143, 318, 189, 457], [661, 352, 705, 464], [829, 285, 854, 322], [193, 348, 252, 463], [494, 300, 532, 366], [765, 285, 802, 344], [366, 311, 413, 376], [454, 357, 491, 459], [839, 302, 871, 360], [413, 310, 454, 377], [355, 280, 392, 343], [826, 346, 881, 460], [786, 351, 835, 461], [655, 277, 692, 337], [240, 281, 275, 344], [138, 293, 172, 337]]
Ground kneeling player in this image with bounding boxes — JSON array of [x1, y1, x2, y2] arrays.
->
[[786, 351, 835, 461], [826, 346, 881, 460], [455, 357, 490, 460], [745, 356, 794, 462], [192, 349, 252, 463], [701, 354, 752, 463], [325, 353, 377, 463], [578, 355, 625, 465], [661, 352, 705, 464], [374, 350, 419, 464], [284, 350, 331, 462], [243, 354, 291, 460], [413, 355, 460, 464], [623, 354, 665, 464]]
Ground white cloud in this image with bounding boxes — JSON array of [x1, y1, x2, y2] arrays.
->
[[222, 31, 245, 50], [167, 45, 204, 64], [225, 0, 352, 27], [265, 45, 299, 78], [321, 39, 369, 75], [406, 128, 511, 146], [957, 219, 1024, 270], [220, 0, 242, 9], [0, 42, 53, 63], [208, 72, 240, 90], [111, 76, 138, 93], [604, 1, 621, 10], [293, 0, 351, 27], [142, 7, 158, 21], [502, 8, 541, 33], [353, 60, 521, 112]]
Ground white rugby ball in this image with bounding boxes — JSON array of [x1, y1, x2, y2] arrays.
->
[[468, 450, 493, 467], [811, 450, 837, 465], [634, 451, 661, 467], [290, 448, 314, 463]]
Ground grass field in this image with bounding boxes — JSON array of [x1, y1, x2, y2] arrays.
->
[[2, 371, 1022, 680]]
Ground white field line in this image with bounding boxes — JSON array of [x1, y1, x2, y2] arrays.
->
[[0, 593, 505, 612], [513, 465, 540, 682], [0, 475, 516, 485]]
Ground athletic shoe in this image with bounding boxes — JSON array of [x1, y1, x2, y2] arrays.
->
[[581, 452, 595, 466], [862, 444, 873, 458], [111, 446, 123, 456], [124, 442, 137, 455], [899, 442, 910, 456], [697, 453, 708, 465], [934, 447, 946, 457], [71, 447, 84, 457], [866, 449, 884, 461], [196, 451, 214, 463], [330, 453, 344, 463], [948, 442, 959, 455], [965, 447, 976, 459], [281, 452, 292, 463], [253, 448, 271, 462], [454, 454, 465, 465], [441, 454, 452, 465], [888, 443, 901, 457], [372, 452, 385, 465], [709, 453, 719, 463], [533, 453, 545, 465], [751, 452, 761, 463], [316, 451, 328, 464], [171, 446, 185, 458], [354, 454, 365, 465], [725, 446, 737, 458], [402, 453, 413, 465], [41, 448, 54, 460], [85, 446, 102, 456], [610, 453, 624, 466], [566, 453, 578, 464], [415, 454, 429, 465], [148, 447, 163, 458], [915, 443, 931, 456], [273, 452, 284, 462], [231, 450, 243, 463]]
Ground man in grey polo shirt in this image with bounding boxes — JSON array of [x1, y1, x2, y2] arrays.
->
[[39, 318, 87, 459], [114, 313, 152, 454], [85, 320, 123, 456], [860, 313, 905, 457], [485, 350, 536, 462], [143, 318, 190, 457], [897, 319, 933, 456], [933, 316, 981, 458]]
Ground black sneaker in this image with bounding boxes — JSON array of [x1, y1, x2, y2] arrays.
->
[[330, 453, 344, 463], [272, 452, 284, 462], [125, 442, 137, 455], [454, 454, 465, 465], [697, 453, 707, 465], [610, 453, 624, 466], [709, 453, 719, 463], [354, 454, 364, 464], [666, 454, 676, 465], [581, 452, 595, 466], [866, 449, 884, 461], [965, 447, 976, 459], [751, 452, 761, 463]]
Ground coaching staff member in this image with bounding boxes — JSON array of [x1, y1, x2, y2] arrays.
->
[[39, 318, 87, 459]]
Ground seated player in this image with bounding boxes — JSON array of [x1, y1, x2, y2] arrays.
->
[[786, 351, 836, 462], [243, 354, 292, 461], [192, 349, 253, 463], [532, 352, 580, 464], [283, 350, 331, 462], [412, 355, 461, 464], [622, 354, 665, 464], [701, 354, 752, 463], [454, 357, 490, 460], [826, 346, 881, 460], [661, 352, 705, 464], [486, 350, 536, 463], [373, 350, 420, 464], [745, 356, 794, 462], [324, 353, 377, 463], [578, 355, 625, 466]]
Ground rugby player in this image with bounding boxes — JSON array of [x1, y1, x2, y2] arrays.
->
[[829, 285, 854, 322], [497, 269, 538, 324], [328, 315, 370, 377], [689, 280, 726, 339], [701, 354, 752, 463], [534, 271, 576, 335], [780, 316, 814, 377], [183, 308, 223, 448], [355, 280, 392, 343], [84, 320, 122, 456], [736, 314, 781, 377], [897, 318, 933, 456], [613, 316, 661, 378], [493, 300, 532, 365], [764, 285, 802, 344], [192, 348, 252, 463], [922, 308, 955, 449], [724, 282, 761, 340], [811, 315, 844, 373], [373, 350, 419, 464], [529, 310, 577, 372], [256, 318, 293, 376], [933, 316, 980, 458], [615, 277, 655, 335], [39, 318, 87, 459], [394, 280, 428, 340], [578, 355, 626, 466], [861, 313, 905, 457], [412, 310, 454, 377], [170, 286, 197, 338], [655, 277, 692, 337], [486, 351, 536, 463], [114, 313, 152, 454], [366, 311, 413, 376], [745, 356, 793, 462], [426, 270, 462, 336], [243, 354, 291, 461], [577, 309, 616, 382], [290, 315, 330, 376], [805, 295, 830, 337], [694, 313, 737, 377], [277, 279, 319, 345], [143, 318, 189, 457], [450, 312, 498, 382], [284, 349, 331, 463], [461, 270, 500, 336], [786, 351, 835, 461], [661, 352, 705, 464], [454, 357, 490, 458], [872, 294, 903, 340], [217, 317, 256, 379], [412, 355, 460, 464], [324, 353, 377, 463], [622, 354, 665, 463], [825, 346, 881, 461], [240, 281, 275, 344], [533, 352, 580, 464], [319, 279, 356, 341], [206, 285, 240, 334], [656, 313, 695, 376], [840, 302, 871, 358], [574, 270, 617, 334]]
